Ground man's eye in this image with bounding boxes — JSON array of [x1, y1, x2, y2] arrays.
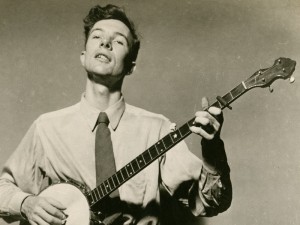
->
[[92, 35, 100, 39], [114, 40, 124, 45]]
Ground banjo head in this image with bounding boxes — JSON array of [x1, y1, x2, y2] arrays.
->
[[39, 183, 90, 225]]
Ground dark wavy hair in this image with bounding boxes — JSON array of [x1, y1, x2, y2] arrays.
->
[[83, 4, 140, 74]]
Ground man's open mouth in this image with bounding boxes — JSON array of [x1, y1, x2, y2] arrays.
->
[[95, 53, 111, 63]]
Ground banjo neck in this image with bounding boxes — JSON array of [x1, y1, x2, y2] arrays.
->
[[85, 57, 296, 208], [86, 82, 246, 208]]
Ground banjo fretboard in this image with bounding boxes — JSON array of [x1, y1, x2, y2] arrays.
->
[[86, 57, 296, 208], [87, 82, 248, 207]]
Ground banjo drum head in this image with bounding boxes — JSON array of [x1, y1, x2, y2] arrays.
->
[[39, 183, 90, 225]]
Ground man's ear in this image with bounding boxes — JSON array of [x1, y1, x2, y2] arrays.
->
[[126, 61, 136, 75], [80, 51, 86, 66]]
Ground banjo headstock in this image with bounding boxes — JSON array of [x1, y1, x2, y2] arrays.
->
[[245, 58, 296, 91]]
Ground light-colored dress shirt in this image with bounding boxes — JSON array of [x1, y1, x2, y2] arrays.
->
[[0, 95, 231, 225]]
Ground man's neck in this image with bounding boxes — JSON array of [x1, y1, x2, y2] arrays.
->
[[85, 78, 122, 111]]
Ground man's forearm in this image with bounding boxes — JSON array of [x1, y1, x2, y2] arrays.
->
[[0, 178, 31, 219]]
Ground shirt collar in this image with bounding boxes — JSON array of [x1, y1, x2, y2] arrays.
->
[[80, 94, 125, 131]]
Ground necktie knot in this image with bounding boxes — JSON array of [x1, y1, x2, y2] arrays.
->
[[97, 112, 109, 126]]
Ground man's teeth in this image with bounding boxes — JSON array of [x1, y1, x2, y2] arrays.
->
[[96, 54, 109, 61]]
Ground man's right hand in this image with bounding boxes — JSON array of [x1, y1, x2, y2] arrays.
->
[[21, 195, 67, 225]]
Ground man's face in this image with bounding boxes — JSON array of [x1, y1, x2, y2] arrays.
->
[[80, 19, 133, 79]]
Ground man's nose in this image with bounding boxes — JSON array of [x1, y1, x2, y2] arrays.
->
[[100, 38, 112, 50]]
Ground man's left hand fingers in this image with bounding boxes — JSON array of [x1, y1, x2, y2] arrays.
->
[[208, 107, 224, 125], [191, 107, 223, 139], [208, 107, 222, 116], [190, 126, 216, 140], [194, 111, 220, 127]]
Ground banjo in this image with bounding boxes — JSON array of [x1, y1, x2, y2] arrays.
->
[[26, 58, 297, 225]]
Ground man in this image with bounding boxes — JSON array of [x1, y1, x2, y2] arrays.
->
[[0, 4, 232, 225]]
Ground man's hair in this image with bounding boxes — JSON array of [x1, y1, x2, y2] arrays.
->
[[83, 4, 140, 74]]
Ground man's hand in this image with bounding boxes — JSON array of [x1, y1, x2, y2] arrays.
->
[[21, 195, 67, 225], [190, 97, 223, 140]]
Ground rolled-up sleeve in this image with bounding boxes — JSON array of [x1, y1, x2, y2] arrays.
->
[[189, 165, 232, 216], [0, 121, 45, 219], [159, 118, 232, 217]]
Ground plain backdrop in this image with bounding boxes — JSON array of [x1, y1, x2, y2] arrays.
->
[[0, 0, 300, 225]]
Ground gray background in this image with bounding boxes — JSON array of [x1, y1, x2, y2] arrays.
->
[[1, 0, 300, 224]]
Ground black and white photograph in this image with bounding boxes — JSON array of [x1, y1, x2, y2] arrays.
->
[[0, 0, 299, 225]]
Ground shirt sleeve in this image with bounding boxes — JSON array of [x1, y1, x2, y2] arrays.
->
[[0, 120, 45, 219], [159, 118, 232, 217]]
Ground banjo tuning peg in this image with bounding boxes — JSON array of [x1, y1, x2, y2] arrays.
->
[[289, 76, 295, 83]]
